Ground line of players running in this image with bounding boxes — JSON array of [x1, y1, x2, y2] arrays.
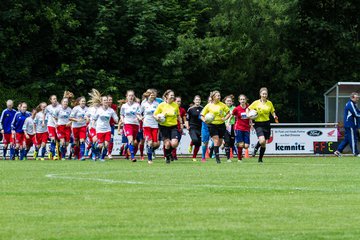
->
[[0, 87, 276, 163]]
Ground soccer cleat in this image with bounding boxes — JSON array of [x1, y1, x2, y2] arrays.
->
[[148, 160, 153, 164], [258, 158, 263, 163], [227, 159, 232, 163], [33, 151, 38, 159], [108, 154, 113, 159], [80, 157, 86, 161], [141, 156, 145, 161], [216, 159, 221, 164], [40, 158, 45, 161], [48, 152, 53, 160], [192, 158, 197, 162], [131, 159, 137, 162], [201, 158, 206, 162], [99, 159, 106, 162], [188, 145, 193, 154], [2, 156, 6, 160], [15, 156, 19, 161], [334, 150, 341, 157], [238, 159, 242, 163], [252, 149, 257, 158], [61, 158, 66, 161]]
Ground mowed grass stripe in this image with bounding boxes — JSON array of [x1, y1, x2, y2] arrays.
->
[[1, 157, 360, 240]]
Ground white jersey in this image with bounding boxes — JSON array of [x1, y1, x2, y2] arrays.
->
[[54, 107, 72, 126], [120, 102, 141, 125], [92, 107, 118, 133], [86, 106, 98, 129], [141, 100, 159, 128], [34, 111, 48, 133], [22, 117, 35, 135], [70, 105, 88, 128], [45, 104, 60, 127]]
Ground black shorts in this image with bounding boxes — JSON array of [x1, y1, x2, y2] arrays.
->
[[224, 125, 235, 146], [189, 127, 201, 146], [254, 121, 271, 140], [207, 123, 226, 138], [159, 125, 179, 141]]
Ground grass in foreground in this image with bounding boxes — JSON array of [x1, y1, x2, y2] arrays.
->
[[1, 156, 360, 240]]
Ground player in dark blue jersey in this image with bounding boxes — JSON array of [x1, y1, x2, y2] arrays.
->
[[0, 100, 17, 160]]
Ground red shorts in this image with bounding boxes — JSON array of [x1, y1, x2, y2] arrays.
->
[[25, 134, 37, 147], [89, 128, 97, 141], [15, 133, 25, 145], [3, 133, 15, 145], [57, 125, 71, 142], [48, 126, 57, 139], [123, 124, 139, 138], [73, 126, 87, 140], [97, 132, 111, 144], [143, 127, 159, 142], [36, 132, 49, 144]]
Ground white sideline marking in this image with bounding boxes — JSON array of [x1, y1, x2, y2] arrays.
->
[[46, 173, 144, 185], [45, 172, 349, 193]]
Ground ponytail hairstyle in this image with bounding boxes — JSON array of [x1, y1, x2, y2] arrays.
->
[[88, 89, 102, 107], [63, 91, 75, 107], [35, 102, 47, 113], [48, 95, 57, 104], [162, 89, 174, 101], [238, 94, 248, 103]]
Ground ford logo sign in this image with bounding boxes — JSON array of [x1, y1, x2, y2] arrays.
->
[[307, 130, 323, 137]]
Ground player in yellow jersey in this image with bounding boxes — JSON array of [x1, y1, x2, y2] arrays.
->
[[153, 89, 182, 164], [247, 87, 278, 163], [201, 91, 231, 164]]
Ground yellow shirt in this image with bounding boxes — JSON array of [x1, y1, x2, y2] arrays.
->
[[248, 99, 275, 122], [201, 102, 230, 125], [154, 102, 179, 127]]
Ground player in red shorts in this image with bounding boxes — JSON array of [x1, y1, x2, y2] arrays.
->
[[45, 95, 60, 159], [70, 97, 88, 160], [91, 95, 119, 162], [23, 109, 37, 160], [120, 90, 142, 162], [0, 100, 17, 160], [34, 102, 48, 160], [140, 89, 159, 164], [107, 95, 118, 159], [54, 98, 72, 160], [11, 102, 31, 160]]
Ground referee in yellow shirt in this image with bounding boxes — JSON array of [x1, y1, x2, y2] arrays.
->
[[247, 87, 278, 163], [201, 91, 230, 163], [154, 89, 182, 164]]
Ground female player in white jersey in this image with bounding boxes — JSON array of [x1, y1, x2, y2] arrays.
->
[[45, 95, 60, 159], [154, 89, 181, 164], [120, 90, 142, 162], [86, 89, 101, 160], [34, 102, 48, 160], [70, 97, 88, 160], [23, 109, 37, 160], [91, 95, 119, 162], [54, 98, 72, 160], [141, 89, 159, 164]]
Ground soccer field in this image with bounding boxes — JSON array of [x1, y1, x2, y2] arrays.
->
[[1, 157, 360, 240]]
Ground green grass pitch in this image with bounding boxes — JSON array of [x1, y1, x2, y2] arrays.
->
[[1, 157, 360, 240]]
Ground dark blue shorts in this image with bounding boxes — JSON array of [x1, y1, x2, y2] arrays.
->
[[235, 130, 250, 144]]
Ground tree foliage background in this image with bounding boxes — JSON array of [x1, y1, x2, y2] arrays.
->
[[0, 0, 359, 122]]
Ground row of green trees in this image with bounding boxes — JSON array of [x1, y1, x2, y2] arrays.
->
[[1, 0, 359, 122]]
